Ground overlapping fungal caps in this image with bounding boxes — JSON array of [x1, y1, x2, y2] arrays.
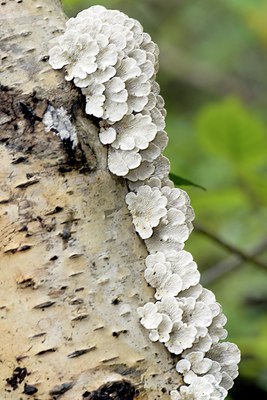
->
[[48, 5, 240, 399], [49, 5, 167, 179]]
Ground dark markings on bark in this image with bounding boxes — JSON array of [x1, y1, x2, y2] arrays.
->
[[30, 332, 46, 339], [61, 226, 72, 241], [62, 137, 77, 165], [69, 298, 84, 305], [33, 301, 56, 309], [19, 244, 32, 251], [15, 355, 28, 362], [59, 210, 77, 249], [82, 380, 137, 400], [101, 356, 120, 363], [113, 365, 142, 378], [45, 206, 64, 215], [67, 347, 96, 358], [112, 330, 128, 338], [4, 244, 32, 254], [69, 271, 84, 277], [111, 298, 121, 305], [11, 156, 28, 164], [17, 277, 35, 289], [18, 225, 28, 232], [0, 198, 11, 204], [0, 87, 98, 173], [15, 179, 40, 188], [40, 55, 49, 62], [69, 253, 84, 259], [35, 347, 57, 356], [71, 313, 89, 321], [6, 367, 28, 390], [23, 383, 38, 395], [49, 382, 74, 396], [19, 102, 42, 125], [75, 287, 85, 292], [58, 165, 73, 174]]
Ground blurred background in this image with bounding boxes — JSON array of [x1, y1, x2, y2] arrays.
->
[[63, 1, 267, 398]]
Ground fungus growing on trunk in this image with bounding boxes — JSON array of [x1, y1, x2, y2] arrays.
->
[[48, 5, 240, 399]]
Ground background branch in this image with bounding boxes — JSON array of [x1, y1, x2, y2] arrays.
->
[[201, 237, 267, 285], [194, 223, 267, 274]]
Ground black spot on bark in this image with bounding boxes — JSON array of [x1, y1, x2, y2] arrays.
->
[[0, 198, 10, 204], [45, 206, 63, 215], [6, 367, 28, 390], [19, 102, 41, 125], [12, 156, 28, 164], [75, 287, 84, 292], [62, 137, 77, 164], [61, 227, 71, 241], [112, 330, 128, 338], [58, 165, 73, 173], [18, 225, 28, 232], [23, 383, 38, 395], [18, 245, 32, 252], [111, 298, 121, 305], [82, 380, 137, 400], [33, 300, 55, 309], [40, 55, 49, 62]]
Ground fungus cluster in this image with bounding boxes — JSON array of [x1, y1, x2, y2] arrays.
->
[[48, 5, 240, 399]]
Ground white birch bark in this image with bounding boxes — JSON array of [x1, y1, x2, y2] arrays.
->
[[0, 1, 180, 398]]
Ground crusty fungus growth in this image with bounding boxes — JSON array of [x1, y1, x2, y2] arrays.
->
[[43, 105, 78, 148], [49, 5, 240, 399]]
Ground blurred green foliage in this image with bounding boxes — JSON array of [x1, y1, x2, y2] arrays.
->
[[62, 1, 267, 398]]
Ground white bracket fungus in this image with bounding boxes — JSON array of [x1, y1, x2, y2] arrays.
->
[[49, 5, 240, 399], [125, 186, 167, 239]]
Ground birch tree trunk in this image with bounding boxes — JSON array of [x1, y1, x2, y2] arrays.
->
[[0, 1, 179, 398]]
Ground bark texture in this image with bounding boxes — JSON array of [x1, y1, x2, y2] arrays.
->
[[0, 1, 179, 398]]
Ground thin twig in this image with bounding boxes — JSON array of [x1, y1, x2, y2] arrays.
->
[[201, 238, 267, 285], [194, 223, 267, 273]]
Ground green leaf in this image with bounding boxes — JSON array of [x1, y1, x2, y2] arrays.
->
[[196, 97, 267, 169], [169, 173, 206, 191]]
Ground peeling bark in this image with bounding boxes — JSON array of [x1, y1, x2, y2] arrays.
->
[[0, 1, 180, 398]]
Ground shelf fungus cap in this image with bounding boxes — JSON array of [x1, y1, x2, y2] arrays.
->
[[137, 302, 162, 330], [125, 185, 167, 239], [108, 113, 157, 151], [144, 264, 183, 300], [108, 147, 142, 176], [49, 5, 159, 121]]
